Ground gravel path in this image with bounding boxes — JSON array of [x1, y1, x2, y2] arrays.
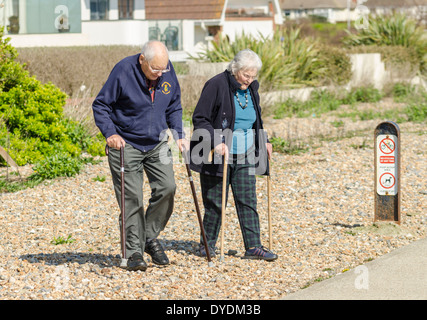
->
[[0, 116, 425, 300]]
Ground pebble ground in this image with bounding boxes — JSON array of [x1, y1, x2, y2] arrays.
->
[[0, 111, 425, 300]]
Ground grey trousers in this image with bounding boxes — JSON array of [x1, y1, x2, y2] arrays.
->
[[108, 141, 176, 258]]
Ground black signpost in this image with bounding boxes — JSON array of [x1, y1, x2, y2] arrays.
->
[[374, 121, 401, 224]]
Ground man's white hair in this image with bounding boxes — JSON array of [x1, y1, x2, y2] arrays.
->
[[227, 49, 262, 75], [141, 40, 169, 62]]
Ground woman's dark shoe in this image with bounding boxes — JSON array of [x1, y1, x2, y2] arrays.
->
[[145, 239, 169, 265], [127, 252, 147, 271], [199, 244, 216, 257], [242, 246, 278, 261]]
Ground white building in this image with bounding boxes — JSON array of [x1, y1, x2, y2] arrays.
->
[[279, 0, 427, 24], [365, 0, 427, 24], [0, 0, 283, 60], [279, 0, 357, 24]]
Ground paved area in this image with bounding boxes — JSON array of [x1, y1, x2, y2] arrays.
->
[[282, 236, 427, 300]]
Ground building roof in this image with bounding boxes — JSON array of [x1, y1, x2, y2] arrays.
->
[[364, 0, 427, 7], [279, 0, 427, 10], [279, 0, 356, 10], [145, 0, 225, 20]]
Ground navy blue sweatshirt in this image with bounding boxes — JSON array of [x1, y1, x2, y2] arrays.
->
[[92, 53, 184, 152]]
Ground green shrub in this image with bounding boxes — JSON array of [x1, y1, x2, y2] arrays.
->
[[317, 44, 352, 85], [0, 77, 87, 165], [282, 19, 352, 46], [0, 176, 39, 193], [279, 28, 327, 87], [29, 153, 83, 181], [273, 98, 303, 119], [343, 13, 426, 74], [0, 28, 28, 92], [28, 153, 97, 182], [1, 79, 67, 139], [346, 44, 420, 78], [341, 87, 383, 105], [270, 136, 307, 154], [405, 100, 427, 122], [51, 234, 76, 245], [392, 82, 417, 102], [0, 27, 104, 166], [86, 132, 106, 156], [0, 154, 99, 192], [273, 87, 387, 120], [273, 89, 342, 119]]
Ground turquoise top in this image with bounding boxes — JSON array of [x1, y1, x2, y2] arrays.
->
[[232, 89, 256, 154]]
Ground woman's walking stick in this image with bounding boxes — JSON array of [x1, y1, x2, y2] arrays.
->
[[182, 148, 214, 267], [220, 153, 228, 262], [267, 157, 272, 250], [120, 146, 127, 268]]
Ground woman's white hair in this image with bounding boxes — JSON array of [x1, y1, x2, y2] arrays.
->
[[227, 49, 262, 75]]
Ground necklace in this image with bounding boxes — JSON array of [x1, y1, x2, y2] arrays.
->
[[235, 90, 249, 109]]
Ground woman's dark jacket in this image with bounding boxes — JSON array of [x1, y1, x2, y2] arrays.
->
[[189, 70, 269, 177]]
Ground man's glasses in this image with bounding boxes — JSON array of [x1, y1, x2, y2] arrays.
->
[[147, 60, 170, 74]]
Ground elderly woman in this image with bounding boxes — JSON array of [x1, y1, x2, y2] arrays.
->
[[189, 49, 277, 261]]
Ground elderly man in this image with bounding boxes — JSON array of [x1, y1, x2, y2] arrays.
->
[[92, 41, 188, 271]]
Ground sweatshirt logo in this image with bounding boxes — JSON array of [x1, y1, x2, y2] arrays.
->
[[161, 81, 171, 94]]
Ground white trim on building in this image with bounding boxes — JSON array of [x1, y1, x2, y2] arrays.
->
[[1, 0, 283, 61]]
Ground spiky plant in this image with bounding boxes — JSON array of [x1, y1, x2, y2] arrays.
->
[[190, 29, 333, 90], [344, 13, 426, 73]]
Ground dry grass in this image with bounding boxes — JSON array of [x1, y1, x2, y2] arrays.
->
[[17, 45, 141, 97], [177, 74, 209, 119], [16, 46, 201, 135], [63, 88, 99, 137], [17, 46, 142, 136]]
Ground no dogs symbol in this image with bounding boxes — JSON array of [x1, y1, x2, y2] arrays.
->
[[379, 172, 395, 189]]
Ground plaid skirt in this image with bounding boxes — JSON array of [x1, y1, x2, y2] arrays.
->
[[199, 152, 261, 250]]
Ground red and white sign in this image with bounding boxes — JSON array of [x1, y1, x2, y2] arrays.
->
[[379, 137, 395, 154], [379, 172, 395, 189], [376, 135, 397, 195], [380, 156, 395, 164]]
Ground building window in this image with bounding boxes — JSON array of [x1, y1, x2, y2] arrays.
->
[[1, 0, 81, 34], [90, 0, 109, 20], [148, 21, 182, 51], [119, 0, 133, 19], [1, 0, 20, 34]]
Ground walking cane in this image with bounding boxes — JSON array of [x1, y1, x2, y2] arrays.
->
[[267, 154, 272, 250], [119, 146, 127, 268], [182, 147, 214, 267], [220, 152, 228, 262]]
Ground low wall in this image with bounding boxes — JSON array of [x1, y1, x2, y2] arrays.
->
[[186, 54, 425, 107], [349, 53, 386, 90], [187, 61, 229, 78]]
